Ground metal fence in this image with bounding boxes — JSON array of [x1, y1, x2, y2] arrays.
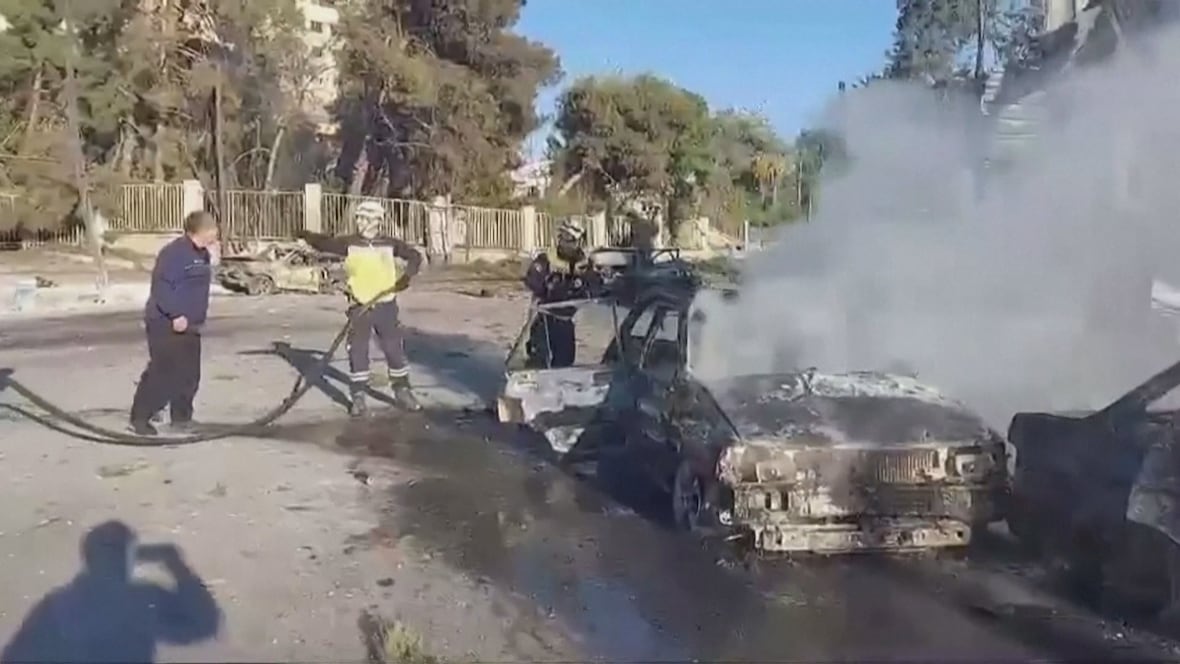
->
[[535, 211, 556, 249], [607, 215, 631, 246], [114, 183, 185, 231], [321, 193, 429, 245], [1, 181, 727, 253], [0, 192, 87, 248], [453, 204, 523, 249], [211, 189, 305, 239]]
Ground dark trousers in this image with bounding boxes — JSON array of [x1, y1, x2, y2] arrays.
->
[[346, 300, 409, 388], [526, 315, 575, 368], [130, 325, 202, 424]]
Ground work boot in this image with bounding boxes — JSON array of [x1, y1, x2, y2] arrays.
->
[[389, 376, 422, 411], [169, 420, 202, 434], [349, 391, 369, 418], [128, 420, 158, 436]]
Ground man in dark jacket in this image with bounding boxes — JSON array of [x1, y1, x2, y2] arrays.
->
[[298, 200, 424, 416], [523, 220, 600, 368], [129, 211, 219, 435]]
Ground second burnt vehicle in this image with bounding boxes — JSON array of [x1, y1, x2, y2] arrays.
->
[[498, 255, 1010, 554], [1008, 360, 1180, 620], [216, 241, 346, 296]]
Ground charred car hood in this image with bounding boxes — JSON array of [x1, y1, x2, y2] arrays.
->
[[710, 372, 1005, 486], [709, 371, 992, 448]]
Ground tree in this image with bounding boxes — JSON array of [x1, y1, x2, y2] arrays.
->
[[750, 152, 788, 207], [0, 0, 321, 235], [884, 0, 1045, 83], [333, 0, 559, 203], [551, 74, 718, 236]]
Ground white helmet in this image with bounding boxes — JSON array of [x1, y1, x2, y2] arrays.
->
[[556, 218, 585, 244], [354, 200, 383, 239]]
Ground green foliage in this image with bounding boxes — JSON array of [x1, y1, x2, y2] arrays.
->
[[884, 0, 1046, 81], [550, 75, 817, 238], [0, 0, 330, 231], [333, 0, 560, 202], [0, 0, 560, 231]]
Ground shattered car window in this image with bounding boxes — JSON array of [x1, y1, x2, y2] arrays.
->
[[641, 308, 682, 382], [575, 303, 618, 366]]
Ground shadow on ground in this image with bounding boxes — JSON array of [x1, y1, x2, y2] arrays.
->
[[1, 520, 222, 664]]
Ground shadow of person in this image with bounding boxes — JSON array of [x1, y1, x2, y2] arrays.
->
[[2, 520, 222, 664], [241, 342, 397, 411]]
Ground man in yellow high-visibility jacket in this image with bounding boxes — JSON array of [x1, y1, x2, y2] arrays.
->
[[299, 201, 423, 416]]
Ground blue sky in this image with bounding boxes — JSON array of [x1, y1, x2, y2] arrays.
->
[[516, 1, 897, 158]]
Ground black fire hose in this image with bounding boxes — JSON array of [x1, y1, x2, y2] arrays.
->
[[0, 284, 405, 446]]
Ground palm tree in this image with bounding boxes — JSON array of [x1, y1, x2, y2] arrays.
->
[[750, 152, 788, 207]]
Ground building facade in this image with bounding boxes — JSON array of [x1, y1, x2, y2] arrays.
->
[[295, 0, 343, 136]]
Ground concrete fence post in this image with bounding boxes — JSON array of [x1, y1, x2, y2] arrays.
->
[[427, 195, 448, 263], [303, 183, 323, 233], [181, 179, 204, 218], [590, 211, 608, 248], [520, 205, 537, 253]]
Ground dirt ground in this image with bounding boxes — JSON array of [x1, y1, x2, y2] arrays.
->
[[2, 287, 1180, 662], [0, 290, 574, 662]]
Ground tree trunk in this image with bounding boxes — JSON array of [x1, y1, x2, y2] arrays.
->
[[974, 0, 986, 82], [62, 0, 108, 301], [212, 61, 227, 231], [115, 122, 134, 177], [348, 146, 369, 196], [152, 124, 166, 182], [557, 169, 585, 197], [20, 66, 43, 154], [264, 125, 285, 190], [796, 167, 803, 214]]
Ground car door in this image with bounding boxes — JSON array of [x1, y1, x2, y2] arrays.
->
[[498, 300, 624, 456], [632, 304, 685, 450]]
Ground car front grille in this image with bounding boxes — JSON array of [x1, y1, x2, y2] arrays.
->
[[860, 449, 941, 483]]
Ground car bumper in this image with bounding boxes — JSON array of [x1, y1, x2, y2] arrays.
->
[[748, 517, 971, 553], [731, 483, 1004, 553]]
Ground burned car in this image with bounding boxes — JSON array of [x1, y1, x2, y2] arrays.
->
[[498, 270, 1010, 554], [1008, 361, 1180, 617], [217, 242, 345, 296]]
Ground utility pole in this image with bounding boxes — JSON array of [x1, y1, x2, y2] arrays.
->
[[974, 0, 986, 84], [212, 58, 227, 232], [62, 0, 108, 300]]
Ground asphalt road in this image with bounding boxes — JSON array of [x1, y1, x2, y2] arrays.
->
[[3, 294, 1179, 662]]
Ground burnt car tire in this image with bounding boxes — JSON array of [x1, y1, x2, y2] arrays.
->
[[671, 459, 725, 537], [247, 275, 275, 296]]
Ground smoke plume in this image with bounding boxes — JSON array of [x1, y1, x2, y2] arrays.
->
[[694, 31, 1180, 426]]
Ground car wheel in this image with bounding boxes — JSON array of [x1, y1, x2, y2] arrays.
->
[[672, 459, 719, 535], [247, 275, 275, 296]]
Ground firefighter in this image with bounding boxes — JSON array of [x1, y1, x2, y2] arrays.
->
[[298, 201, 423, 416], [523, 220, 600, 368]]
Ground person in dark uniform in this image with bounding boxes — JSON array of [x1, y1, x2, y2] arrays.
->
[[523, 220, 601, 368], [129, 211, 219, 435], [298, 200, 423, 417]]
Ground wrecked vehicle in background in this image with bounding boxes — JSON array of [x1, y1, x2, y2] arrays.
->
[[217, 242, 345, 296], [1008, 360, 1180, 617], [497, 264, 1009, 554]]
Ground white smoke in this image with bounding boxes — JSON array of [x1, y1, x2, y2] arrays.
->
[[694, 29, 1180, 426]]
